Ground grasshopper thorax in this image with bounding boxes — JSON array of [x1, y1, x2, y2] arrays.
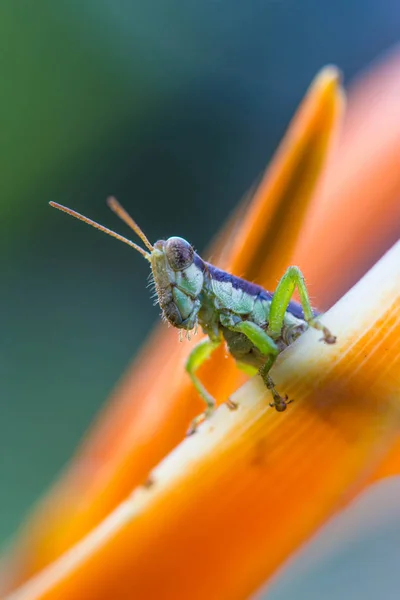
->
[[151, 237, 204, 330]]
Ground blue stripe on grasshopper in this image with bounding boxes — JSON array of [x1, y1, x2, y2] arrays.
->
[[194, 254, 316, 320]]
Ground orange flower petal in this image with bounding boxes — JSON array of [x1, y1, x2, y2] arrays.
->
[[227, 65, 344, 287], [292, 48, 400, 490], [370, 442, 400, 480], [294, 48, 400, 307], [0, 66, 343, 592], [6, 240, 400, 600]]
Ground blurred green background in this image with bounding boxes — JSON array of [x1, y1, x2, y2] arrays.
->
[[0, 0, 399, 548]]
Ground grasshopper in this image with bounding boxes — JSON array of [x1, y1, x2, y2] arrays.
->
[[50, 197, 336, 433]]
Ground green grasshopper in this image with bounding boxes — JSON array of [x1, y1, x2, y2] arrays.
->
[[50, 197, 336, 432]]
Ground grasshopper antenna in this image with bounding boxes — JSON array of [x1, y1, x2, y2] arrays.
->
[[49, 201, 151, 261], [107, 196, 153, 252]]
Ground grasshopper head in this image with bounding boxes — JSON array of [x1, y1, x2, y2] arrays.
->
[[150, 236, 204, 330], [49, 198, 204, 332]]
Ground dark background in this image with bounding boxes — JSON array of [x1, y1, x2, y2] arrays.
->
[[1, 1, 399, 545]]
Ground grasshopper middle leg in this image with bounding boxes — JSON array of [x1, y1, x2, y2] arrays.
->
[[231, 321, 288, 411]]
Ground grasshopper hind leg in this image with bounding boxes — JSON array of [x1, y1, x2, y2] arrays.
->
[[268, 266, 336, 344]]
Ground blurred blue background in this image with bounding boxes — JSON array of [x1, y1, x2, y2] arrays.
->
[[256, 478, 400, 600], [0, 0, 399, 546]]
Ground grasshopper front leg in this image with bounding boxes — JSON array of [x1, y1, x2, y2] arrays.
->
[[186, 338, 221, 434], [268, 266, 336, 344]]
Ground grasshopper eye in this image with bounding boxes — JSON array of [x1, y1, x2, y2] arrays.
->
[[165, 236, 194, 271]]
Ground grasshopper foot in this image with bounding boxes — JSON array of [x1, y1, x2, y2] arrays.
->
[[259, 364, 292, 412], [269, 394, 292, 412], [186, 407, 215, 436], [265, 374, 292, 412], [226, 398, 238, 411], [320, 325, 336, 345]]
